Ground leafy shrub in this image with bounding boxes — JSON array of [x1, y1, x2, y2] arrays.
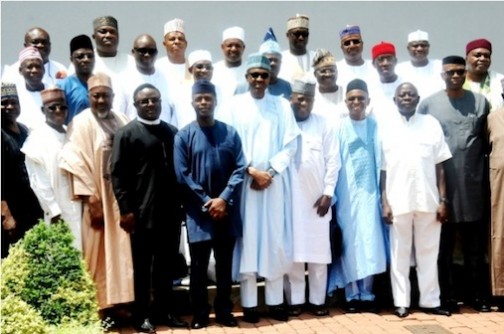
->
[[0, 295, 49, 334], [1, 220, 101, 331]]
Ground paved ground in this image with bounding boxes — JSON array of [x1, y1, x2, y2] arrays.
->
[[110, 306, 504, 334]]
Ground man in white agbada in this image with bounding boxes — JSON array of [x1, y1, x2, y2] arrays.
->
[[222, 53, 300, 323], [155, 18, 191, 86], [15, 46, 46, 132], [278, 14, 316, 84], [285, 77, 340, 317], [115, 34, 176, 126], [21, 87, 82, 250], [311, 49, 346, 122], [212, 26, 247, 102], [336, 25, 379, 90], [2, 27, 67, 87], [395, 30, 444, 101]]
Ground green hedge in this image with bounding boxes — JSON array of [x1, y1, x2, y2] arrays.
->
[[1, 220, 102, 333]]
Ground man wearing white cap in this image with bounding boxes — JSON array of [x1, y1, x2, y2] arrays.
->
[[2, 27, 67, 87], [222, 53, 300, 323], [212, 26, 247, 101], [279, 14, 316, 85], [155, 18, 191, 86], [15, 46, 46, 131], [396, 30, 444, 100], [116, 34, 177, 126], [59, 72, 134, 314], [21, 87, 82, 251], [285, 77, 340, 317]]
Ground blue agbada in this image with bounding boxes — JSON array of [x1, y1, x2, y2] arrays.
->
[[327, 116, 388, 295], [57, 74, 89, 124], [174, 120, 246, 243]]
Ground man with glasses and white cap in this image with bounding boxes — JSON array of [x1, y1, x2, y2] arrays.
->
[[279, 14, 316, 85], [155, 18, 191, 86], [222, 53, 300, 323], [396, 30, 444, 101], [212, 26, 247, 101], [336, 25, 378, 89]]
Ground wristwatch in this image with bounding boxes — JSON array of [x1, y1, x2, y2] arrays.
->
[[267, 168, 277, 177]]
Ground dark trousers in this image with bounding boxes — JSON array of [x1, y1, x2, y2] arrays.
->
[[189, 235, 235, 320], [438, 221, 490, 303], [130, 225, 181, 320]]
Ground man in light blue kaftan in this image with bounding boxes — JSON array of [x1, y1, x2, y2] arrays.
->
[[327, 79, 387, 313], [220, 53, 300, 323]]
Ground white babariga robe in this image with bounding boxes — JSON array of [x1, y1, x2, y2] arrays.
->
[[368, 75, 406, 106], [16, 85, 45, 132], [222, 92, 300, 281], [154, 56, 191, 86], [21, 123, 82, 250], [395, 59, 444, 101], [278, 50, 317, 84], [336, 59, 379, 91], [464, 70, 504, 113], [115, 67, 177, 126], [212, 60, 247, 102], [2, 59, 67, 86], [291, 113, 340, 264], [312, 86, 345, 123]]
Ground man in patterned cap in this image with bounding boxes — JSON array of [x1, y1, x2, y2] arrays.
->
[[90, 16, 132, 79], [418, 56, 491, 313], [2, 27, 67, 86], [1, 81, 43, 257], [311, 48, 345, 121], [21, 87, 82, 250], [57, 34, 95, 124], [396, 30, 444, 101], [221, 53, 300, 323], [336, 25, 378, 89], [464, 38, 504, 112], [16, 46, 46, 131], [285, 77, 340, 317], [279, 14, 316, 84], [59, 72, 134, 318], [155, 18, 190, 86], [212, 26, 247, 101]]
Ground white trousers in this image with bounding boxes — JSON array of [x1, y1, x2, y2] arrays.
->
[[389, 211, 441, 308], [285, 262, 327, 306], [240, 274, 283, 307]]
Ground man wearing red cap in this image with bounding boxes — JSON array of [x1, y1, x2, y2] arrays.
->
[[370, 41, 404, 107], [464, 38, 504, 113], [21, 87, 82, 250]]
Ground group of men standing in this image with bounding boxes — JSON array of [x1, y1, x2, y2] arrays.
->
[[2, 11, 504, 334]]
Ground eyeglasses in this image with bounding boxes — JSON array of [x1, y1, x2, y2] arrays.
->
[[292, 31, 309, 38], [248, 72, 270, 79], [134, 48, 158, 55], [46, 104, 68, 112], [194, 63, 213, 70], [343, 39, 362, 47], [444, 69, 466, 77], [346, 96, 366, 102], [136, 97, 161, 106]]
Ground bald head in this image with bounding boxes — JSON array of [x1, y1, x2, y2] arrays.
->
[[132, 34, 158, 74], [24, 27, 51, 63]]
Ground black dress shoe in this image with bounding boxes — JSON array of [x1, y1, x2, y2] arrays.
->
[[165, 313, 189, 328], [288, 304, 304, 316], [472, 299, 491, 312], [242, 307, 260, 323], [269, 304, 288, 321], [394, 307, 409, 318], [215, 314, 238, 327], [421, 307, 451, 316], [191, 317, 209, 330], [310, 304, 329, 317], [135, 318, 156, 333], [360, 300, 380, 314], [345, 299, 360, 313], [442, 299, 460, 313]]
